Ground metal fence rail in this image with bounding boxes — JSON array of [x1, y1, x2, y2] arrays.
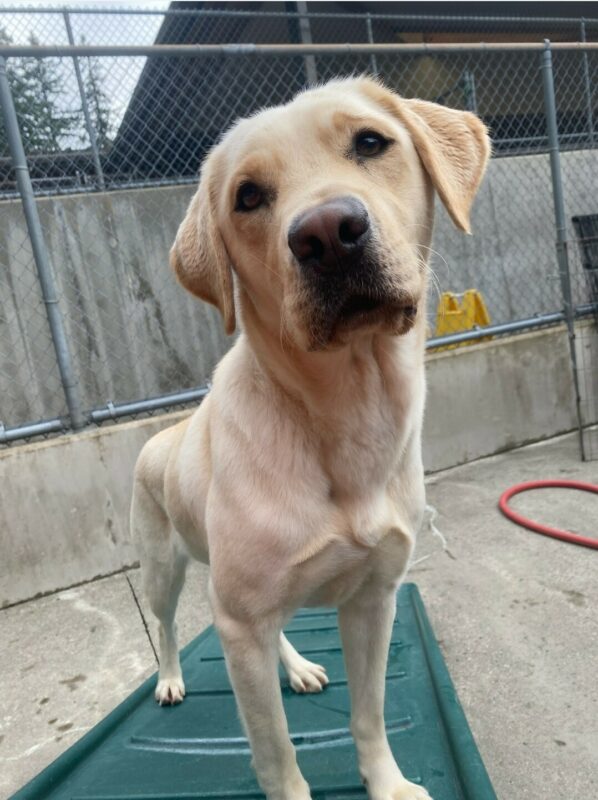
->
[[4, 41, 598, 54], [0, 31, 596, 457]]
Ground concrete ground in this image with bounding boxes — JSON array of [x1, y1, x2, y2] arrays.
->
[[1, 432, 597, 800]]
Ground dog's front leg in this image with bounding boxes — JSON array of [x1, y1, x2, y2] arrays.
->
[[212, 597, 311, 800], [339, 582, 432, 800]]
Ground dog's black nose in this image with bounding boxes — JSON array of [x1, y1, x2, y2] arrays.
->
[[288, 197, 370, 272]]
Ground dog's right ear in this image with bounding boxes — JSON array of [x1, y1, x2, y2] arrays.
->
[[354, 78, 490, 234], [170, 162, 236, 335]]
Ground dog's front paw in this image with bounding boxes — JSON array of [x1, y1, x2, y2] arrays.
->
[[385, 781, 431, 800], [365, 778, 431, 800], [361, 758, 432, 800], [155, 675, 186, 705]]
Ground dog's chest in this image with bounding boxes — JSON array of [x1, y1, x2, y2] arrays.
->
[[339, 487, 397, 548], [321, 417, 409, 551], [299, 497, 413, 607], [322, 389, 406, 499], [310, 360, 420, 552]]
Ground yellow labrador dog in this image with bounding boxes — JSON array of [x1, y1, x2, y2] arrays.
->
[[131, 77, 489, 800]]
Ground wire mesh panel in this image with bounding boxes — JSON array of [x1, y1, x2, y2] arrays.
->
[[2, 6, 597, 192], [556, 48, 598, 458], [34, 180, 232, 419], [0, 191, 68, 429], [0, 47, 558, 426], [0, 4, 597, 449], [381, 49, 561, 331]]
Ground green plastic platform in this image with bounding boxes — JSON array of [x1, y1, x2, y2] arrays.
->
[[12, 584, 496, 800]]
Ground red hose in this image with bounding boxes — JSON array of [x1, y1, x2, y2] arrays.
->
[[499, 479, 598, 550]]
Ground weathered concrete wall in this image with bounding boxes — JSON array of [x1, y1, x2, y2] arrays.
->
[[0, 413, 187, 609], [423, 326, 582, 469], [2, 324, 594, 607], [1, 149, 596, 430], [0, 184, 232, 427]]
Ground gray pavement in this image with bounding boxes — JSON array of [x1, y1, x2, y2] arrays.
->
[[1, 562, 212, 800], [1, 432, 597, 799]]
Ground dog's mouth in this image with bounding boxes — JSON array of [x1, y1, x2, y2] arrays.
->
[[337, 293, 384, 321], [335, 292, 418, 328], [304, 290, 419, 351], [298, 256, 421, 349]]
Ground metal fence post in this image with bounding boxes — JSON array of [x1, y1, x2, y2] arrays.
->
[[365, 13, 378, 77], [462, 68, 478, 113], [63, 10, 105, 190], [580, 20, 595, 145], [541, 40, 586, 460], [0, 56, 85, 430], [295, 1, 318, 85]]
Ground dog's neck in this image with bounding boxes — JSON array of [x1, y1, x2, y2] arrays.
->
[[238, 291, 427, 422], [229, 289, 427, 508]]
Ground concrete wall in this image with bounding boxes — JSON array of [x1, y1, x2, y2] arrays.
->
[[0, 185, 233, 427], [1, 149, 596, 431], [423, 326, 580, 468], [2, 324, 594, 608]]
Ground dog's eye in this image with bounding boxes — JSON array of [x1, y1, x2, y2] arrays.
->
[[236, 182, 264, 212], [354, 131, 389, 158]]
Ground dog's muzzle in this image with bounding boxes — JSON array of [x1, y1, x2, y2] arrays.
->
[[288, 196, 418, 345]]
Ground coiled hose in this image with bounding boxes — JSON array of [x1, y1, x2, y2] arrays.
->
[[498, 479, 598, 550]]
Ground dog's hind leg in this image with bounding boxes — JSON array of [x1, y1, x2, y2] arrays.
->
[[279, 633, 328, 693], [131, 478, 189, 705]]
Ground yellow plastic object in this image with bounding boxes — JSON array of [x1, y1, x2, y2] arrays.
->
[[433, 290, 491, 349]]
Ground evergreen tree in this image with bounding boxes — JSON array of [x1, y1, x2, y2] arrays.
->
[[21, 34, 79, 152], [0, 29, 78, 155], [0, 26, 19, 156]]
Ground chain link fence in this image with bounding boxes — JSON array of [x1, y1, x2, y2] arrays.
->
[[0, 6, 597, 457], [552, 44, 598, 460]]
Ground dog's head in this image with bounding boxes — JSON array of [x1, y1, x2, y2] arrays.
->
[[171, 77, 490, 351]]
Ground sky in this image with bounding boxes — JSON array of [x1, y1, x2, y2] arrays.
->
[[0, 1, 170, 46], [0, 1, 171, 140]]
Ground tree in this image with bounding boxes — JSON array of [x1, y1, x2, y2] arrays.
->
[[0, 29, 79, 156], [0, 26, 20, 156], [22, 34, 79, 152]]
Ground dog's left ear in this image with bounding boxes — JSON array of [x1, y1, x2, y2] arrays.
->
[[359, 81, 491, 233], [170, 153, 236, 335], [397, 98, 491, 233]]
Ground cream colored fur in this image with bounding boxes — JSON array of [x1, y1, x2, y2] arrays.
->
[[131, 77, 490, 800]]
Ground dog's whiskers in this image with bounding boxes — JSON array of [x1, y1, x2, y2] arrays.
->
[[425, 262, 443, 306], [418, 243, 452, 280]]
